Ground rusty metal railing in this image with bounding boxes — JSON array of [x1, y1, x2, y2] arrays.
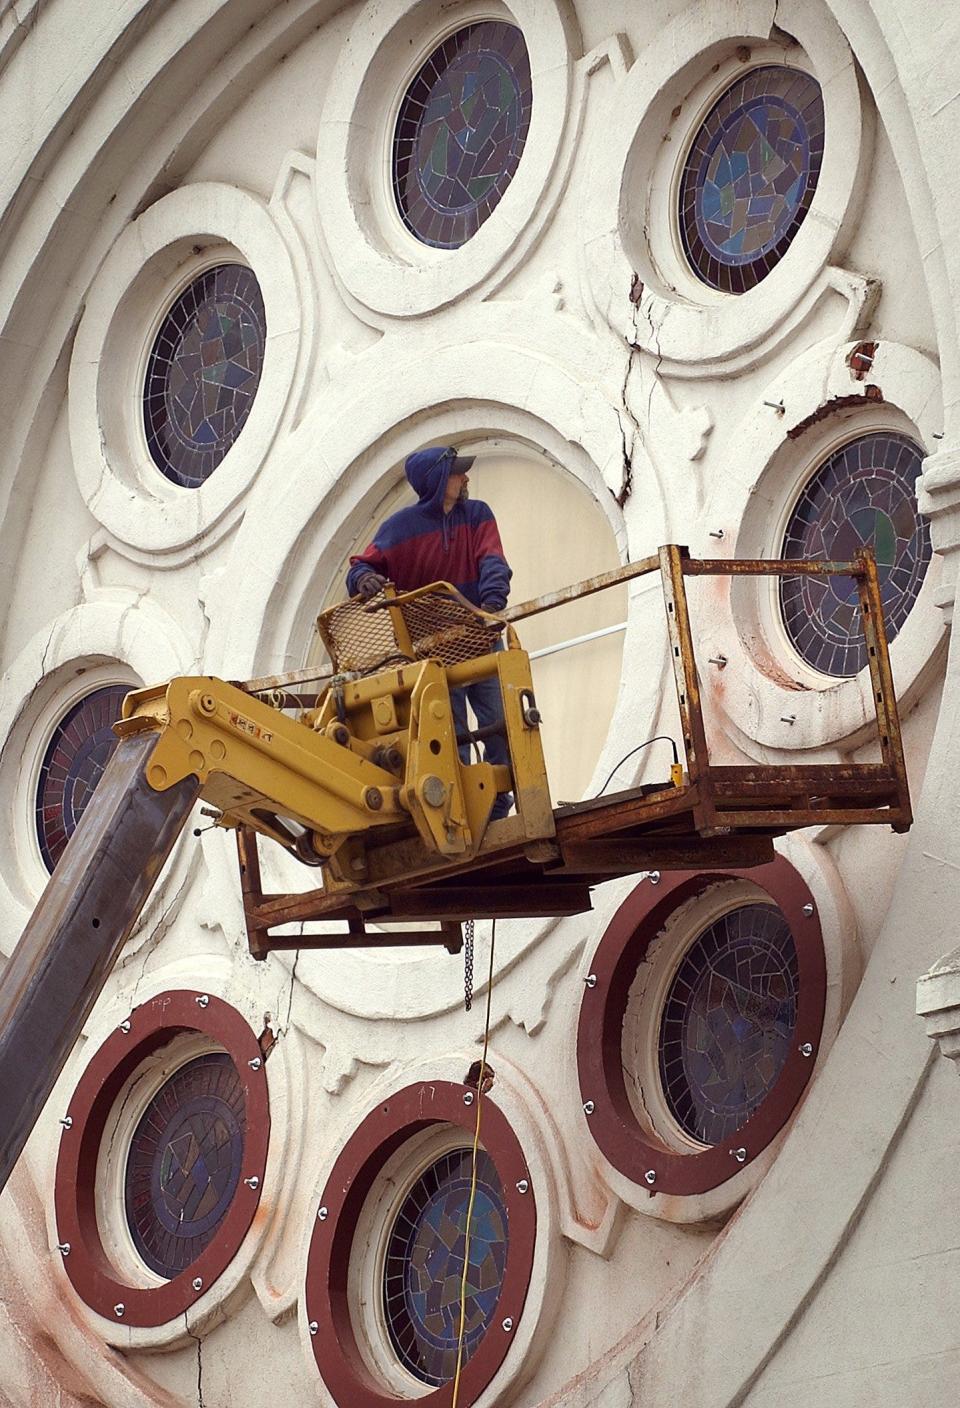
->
[[239, 547, 910, 835], [508, 544, 910, 834]]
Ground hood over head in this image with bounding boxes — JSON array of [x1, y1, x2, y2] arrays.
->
[[404, 446, 474, 512]]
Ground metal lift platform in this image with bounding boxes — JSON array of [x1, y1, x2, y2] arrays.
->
[[237, 545, 910, 956]]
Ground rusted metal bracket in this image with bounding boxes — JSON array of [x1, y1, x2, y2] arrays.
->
[[237, 827, 465, 959]]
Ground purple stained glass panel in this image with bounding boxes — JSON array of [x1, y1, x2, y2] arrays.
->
[[658, 904, 799, 1145], [143, 264, 266, 489], [125, 1053, 246, 1280], [679, 65, 824, 293], [780, 432, 930, 677], [393, 22, 533, 250], [35, 684, 129, 874], [383, 1146, 508, 1386]]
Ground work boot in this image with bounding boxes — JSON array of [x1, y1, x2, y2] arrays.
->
[[490, 791, 514, 822]]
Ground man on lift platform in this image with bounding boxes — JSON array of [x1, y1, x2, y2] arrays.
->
[[346, 446, 514, 819]]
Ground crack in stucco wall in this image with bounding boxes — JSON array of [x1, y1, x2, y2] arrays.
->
[[184, 1314, 204, 1408], [615, 283, 646, 508], [282, 939, 302, 1036]]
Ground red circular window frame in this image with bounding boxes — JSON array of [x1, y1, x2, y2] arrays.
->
[[54, 990, 270, 1326], [577, 857, 826, 1195], [304, 1080, 536, 1408]]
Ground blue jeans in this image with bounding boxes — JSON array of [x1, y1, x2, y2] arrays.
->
[[451, 645, 513, 821]]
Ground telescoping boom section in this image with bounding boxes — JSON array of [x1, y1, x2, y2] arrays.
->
[[0, 546, 910, 1192]]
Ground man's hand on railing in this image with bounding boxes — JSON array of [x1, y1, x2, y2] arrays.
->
[[355, 571, 387, 601]]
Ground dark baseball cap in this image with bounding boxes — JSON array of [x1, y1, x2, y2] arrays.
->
[[447, 452, 475, 476]]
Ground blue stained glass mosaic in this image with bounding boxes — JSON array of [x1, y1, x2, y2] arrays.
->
[[143, 263, 266, 489], [679, 65, 824, 293], [392, 22, 533, 250], [383, 1146, 508, 1386], [125, 1053, 246, 1280], [780, 432, 930, 678], [658, 904, 799, 1145], [35, 684, 129, 874]]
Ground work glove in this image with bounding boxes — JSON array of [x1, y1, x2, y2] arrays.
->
[[481, 600, 505, 616], [356, 572, 387, 601]]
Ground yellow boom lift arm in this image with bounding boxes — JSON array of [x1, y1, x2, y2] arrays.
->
[[0, 548, 911, 1193]]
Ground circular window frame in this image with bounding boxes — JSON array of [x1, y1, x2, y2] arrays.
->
[[386, 17, 534, 258], [580, 3, 867, 366], [203, 346, 662, 1026], [69, 182, 300, 554], [577, 857, 826, 1197], [0, 599, 196, 960], [54, 990, 269, 1329], [139, 258, 268, 492], [768, 425, 929, 684], [670, 62, 825, 299], [314, 0, 576, 319], [304, 1080, 536, 1407], [701, 339, 944, 754]]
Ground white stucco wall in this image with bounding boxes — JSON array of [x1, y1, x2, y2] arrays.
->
[[0, 0, 958, 1405]]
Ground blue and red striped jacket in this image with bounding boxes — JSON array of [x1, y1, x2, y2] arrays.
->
[[346, 448, 512, 609]]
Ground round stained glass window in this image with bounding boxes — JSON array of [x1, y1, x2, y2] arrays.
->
[[392, 22, 533, 250], [124, 1052, 246, 1280], [659, 903, 799, 1146], [35, 684, 129, 873], [383, 1146, 509, 1387], [678, 65, 824, 293], [143, 263, 266, 489], [780, 432, 930, 678]]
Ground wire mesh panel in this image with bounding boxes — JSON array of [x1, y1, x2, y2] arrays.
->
[[317, 589, 502, 676], [402, 592, 502, 667], [316, 594, 407, 676]]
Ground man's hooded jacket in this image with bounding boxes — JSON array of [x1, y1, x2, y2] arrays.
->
[[345, 447, 512, 609]]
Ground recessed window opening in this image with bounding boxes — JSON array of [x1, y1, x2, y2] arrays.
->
[[658, 902, 799, 1146], [678, 65, 824, 293], [35, 684, 129, 873], [392, 22, 533, 249], [779, 431, 930, 677], [124, 1051, 246, 1279], [382, 1144, 509, 1387], [143, 263, 266, 488]]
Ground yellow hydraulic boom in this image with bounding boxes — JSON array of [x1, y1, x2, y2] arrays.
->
[[0, 549, 912, 1194], [117, 584, 554, 877]]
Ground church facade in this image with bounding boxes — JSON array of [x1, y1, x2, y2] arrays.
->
[[1, 1, 960, 1404]]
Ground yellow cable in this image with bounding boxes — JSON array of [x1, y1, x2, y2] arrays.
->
[[450, 917, 497, 1408]]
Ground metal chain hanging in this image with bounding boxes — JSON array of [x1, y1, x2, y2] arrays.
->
[[463, 918, 474, 1011]]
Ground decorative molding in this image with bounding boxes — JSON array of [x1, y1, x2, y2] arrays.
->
[[314, 0, 581, 319], [702, 338, 945, 756], [579, 0, 870, 373], [68, 183, 303, 555], [917, 947, 960, 1068]]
